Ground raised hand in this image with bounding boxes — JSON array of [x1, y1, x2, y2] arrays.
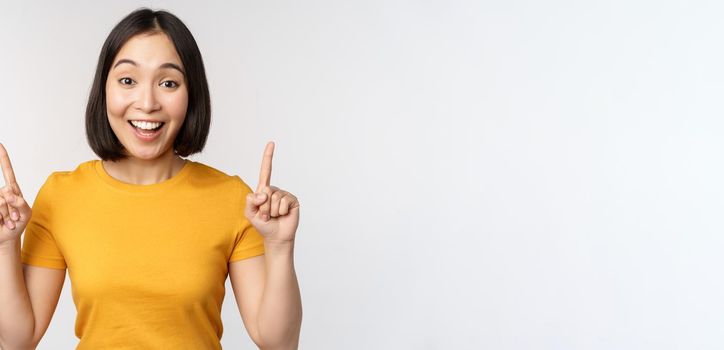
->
[[0, 143, 32, 244], [244, 141, 300, 244]]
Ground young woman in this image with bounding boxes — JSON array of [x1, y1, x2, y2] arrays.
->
[[0, 8, 302, 349]]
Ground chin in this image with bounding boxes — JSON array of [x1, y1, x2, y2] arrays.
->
[[124, 145, 171, 161]]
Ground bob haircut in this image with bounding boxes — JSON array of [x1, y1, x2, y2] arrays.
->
[[86, 8, 211, 161]]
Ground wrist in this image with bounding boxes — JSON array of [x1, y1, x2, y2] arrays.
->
[[0, 238, 20, 253], [264, 239, 295, 255]]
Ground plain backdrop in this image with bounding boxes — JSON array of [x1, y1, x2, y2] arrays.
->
[[1, 0, 723, 349]]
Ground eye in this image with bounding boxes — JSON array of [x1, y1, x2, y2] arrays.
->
[[118, 77, 135, 86], [161, 80, 179, 88]]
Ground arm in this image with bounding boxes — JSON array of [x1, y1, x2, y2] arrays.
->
[[0, 145, 65, 349], [257, 241, 302, 349], [229, 241, 302, 350], [0, 239, 66, 350], [0, 239, 35, 349], [232, 141, 302, 349]]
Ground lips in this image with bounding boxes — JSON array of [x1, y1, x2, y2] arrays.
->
[[127, 120, 165, 141], [128, 120, 164, 129]]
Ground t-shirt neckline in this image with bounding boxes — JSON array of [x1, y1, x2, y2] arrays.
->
[[93, 159, 193, 194]]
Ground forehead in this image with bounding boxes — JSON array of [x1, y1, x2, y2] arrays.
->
[[112, 32, 183, 68]]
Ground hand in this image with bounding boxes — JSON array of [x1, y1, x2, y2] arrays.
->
[[244, 141, 300, 244], [0, 143, 32, 244]]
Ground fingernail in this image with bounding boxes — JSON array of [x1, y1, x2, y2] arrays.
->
[[262, 214, 269, 221], [6, 220, 14, 230], [11, 211, 18, 221]]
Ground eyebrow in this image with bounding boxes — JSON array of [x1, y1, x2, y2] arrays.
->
[[112, 58, 185, 76]]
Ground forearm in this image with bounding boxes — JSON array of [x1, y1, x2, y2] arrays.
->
[[257, 240, 302, 350], [0, 238, 35, 350]]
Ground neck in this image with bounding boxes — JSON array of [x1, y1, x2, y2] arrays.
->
[[102, 150, 186, 185]]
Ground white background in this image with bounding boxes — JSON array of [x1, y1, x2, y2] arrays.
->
[[1, 0, 722, 349]]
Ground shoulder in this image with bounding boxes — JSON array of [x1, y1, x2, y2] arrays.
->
[[40, 160, 97, 192], [187, 160, 255, 195], [30, 160, 97, 205]]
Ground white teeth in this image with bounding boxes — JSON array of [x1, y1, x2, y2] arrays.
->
[[130, 120, 163, 130]]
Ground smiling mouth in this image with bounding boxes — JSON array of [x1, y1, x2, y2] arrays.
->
[[128, 120, 165, 132]]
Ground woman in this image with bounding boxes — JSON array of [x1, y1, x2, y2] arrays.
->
[[0, 8, 302, 350]]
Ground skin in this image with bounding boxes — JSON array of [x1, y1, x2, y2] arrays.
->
[[102, 31, 188, 185], [0, 143, 30, 238], [245, 141, 300, 242], [0, 31, 302, 348], [238, 142, 302, 348]]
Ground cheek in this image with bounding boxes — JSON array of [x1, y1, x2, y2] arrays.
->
[[105, 85, 131, 119], [162, 90, 189, 122]]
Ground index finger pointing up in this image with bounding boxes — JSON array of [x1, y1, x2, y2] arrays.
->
[[256, 141, 275, 192], [0, 143, 18, 187]]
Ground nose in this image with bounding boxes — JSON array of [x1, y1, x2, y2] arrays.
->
[[135, 82, 161, 113]]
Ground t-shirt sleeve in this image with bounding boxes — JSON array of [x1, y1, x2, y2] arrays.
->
[[229, 177, 266, 262], [21, 173, 67, 269]]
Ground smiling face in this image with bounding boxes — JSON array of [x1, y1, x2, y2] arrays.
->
[[105, 32, 188, 161]]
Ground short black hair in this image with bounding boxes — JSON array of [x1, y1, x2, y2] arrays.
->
[[86, 8, 211, 161]]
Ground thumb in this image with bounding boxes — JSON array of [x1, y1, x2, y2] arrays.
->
[[244, 192, 267, 217], [6, 193, 29, 221]]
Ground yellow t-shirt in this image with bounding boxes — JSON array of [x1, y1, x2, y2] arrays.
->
[[21, 159, 265, 349]]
